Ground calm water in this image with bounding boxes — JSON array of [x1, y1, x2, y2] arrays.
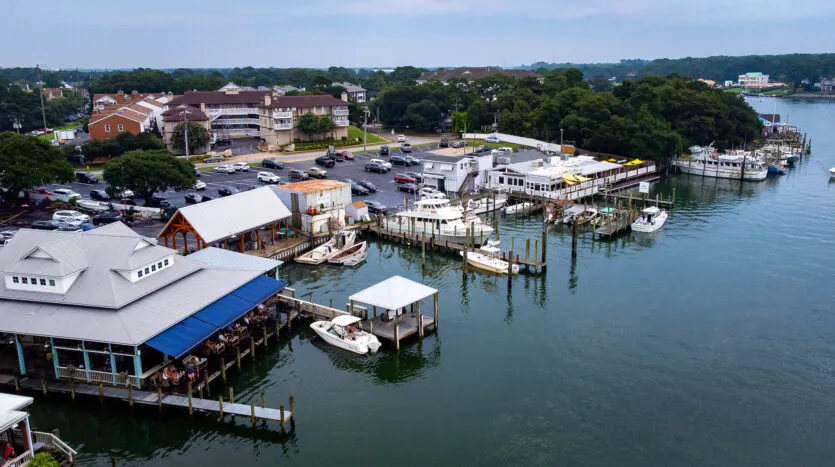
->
[[31, 98, 835, 466]]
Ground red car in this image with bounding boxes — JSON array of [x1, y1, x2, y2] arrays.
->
[[394, 173, 416, 184], [339, 151, 355, 160], [31, 187, 53, 196]]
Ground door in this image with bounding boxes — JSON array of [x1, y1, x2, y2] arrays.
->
[[438, 179, 445, 192]]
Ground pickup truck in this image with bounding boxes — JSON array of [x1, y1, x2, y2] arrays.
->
[[203, 154, 223, 163]]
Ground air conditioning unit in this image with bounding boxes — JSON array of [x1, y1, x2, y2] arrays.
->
[[532, 160, 544, 167]]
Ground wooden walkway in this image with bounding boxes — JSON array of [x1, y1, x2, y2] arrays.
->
[[15, 378, 294, 429], [593, 210, 636, 237], [360, 313, 435, 341]]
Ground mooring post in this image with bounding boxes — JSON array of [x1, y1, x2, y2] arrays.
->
[[111, 457, 118, 467], [157, 387, 162, 411], [672, 187, 676, 206], [41, 376, 47, 396], [507, 249, 514, 289], [571, 217, 578, 261], [218, 396, 224, 419], [198, 385, 204, 400], [203, 370, 210, 396], [229, 387, 235, 404], [261, 391, 266, 409], [236, 347, 242, 371], [280, 404, 286, 432], [525, 238, 530, 259], [534, 239, 539, 264], [70, 378, 75, 401], [14, 376, 19, 393], [250, 402, 256, 426], [541, 223, 548, 271], [128, 385, 134, 408], [250, 339, 256, 360], [421, 231, 426, 265], [188, 382, 193, 416], [220, 358, 227, 382]]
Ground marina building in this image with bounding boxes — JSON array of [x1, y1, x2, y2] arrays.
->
[[0, 222, 285, 390], [273, 180, 351, 235], [421, 152, 495, 195]]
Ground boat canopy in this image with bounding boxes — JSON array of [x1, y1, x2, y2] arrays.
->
[[332, 315, 363, 327], [641, 206, 661, 215], [599, 207, 616, 213]]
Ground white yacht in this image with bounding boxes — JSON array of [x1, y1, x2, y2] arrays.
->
[[310, 315, 381, 355], [675, 144, 768, 181], [383, 198, 494, 246], [461, 241, 519, 275], [631, 206, 668, 233]]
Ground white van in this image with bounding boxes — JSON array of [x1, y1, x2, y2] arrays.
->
[[369, 158, 392, 169], [52, 189, 82, 203]]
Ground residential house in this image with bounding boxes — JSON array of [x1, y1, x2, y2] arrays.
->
[[161, 105, 211, 154], [0, 222, 285, 390], [815, 77, 835, 92], [40, 87, 64, 100], [88, 101, 155, 141], [698, 79, 717, 87], [417, 67, 544, 85], [259, 93, 350, 148], [92, 90, 171, 111], [738, 72, 770, 87], [273, 85, 304, 95], [332, 82, 366, 103]]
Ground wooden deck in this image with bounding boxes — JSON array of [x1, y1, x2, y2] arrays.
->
[[593, 210, 637, 237], [361, 313, 435, 342]]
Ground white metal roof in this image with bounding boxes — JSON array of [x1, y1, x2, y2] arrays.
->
[[349, 276, 437, 311], [332, 315, 362, 327], [163, 186, 291, 245], [187, 247, 283, 271], [0, 393, 32, 413]]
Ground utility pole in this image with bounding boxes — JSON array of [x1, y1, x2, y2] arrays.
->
[[363, 102, 368, 151], [560, 128, 564, 148], [37, 65, 48, 132]]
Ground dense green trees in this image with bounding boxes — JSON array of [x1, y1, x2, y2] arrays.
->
[[0, 78, 88, 133], [171, 123, 210, 154], [373, 70, 761, 160], [80, 132, 164, 160], [296, 113, 336, 138], [102, 150, 195, 201], [0, 132, 74, 197]]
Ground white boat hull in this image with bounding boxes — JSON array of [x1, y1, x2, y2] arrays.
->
[[631, 210, 668, 233], [460, 251, 519, 274], [328, 241, 368, 265], [830, 168, 835, 180], [504, 202, 535, 215], [295, 240, 337, 265], [310, 321, 381, 355], [675, 160, 768, 181]]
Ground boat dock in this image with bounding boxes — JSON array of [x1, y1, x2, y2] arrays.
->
[[593, 209, 637, 237]]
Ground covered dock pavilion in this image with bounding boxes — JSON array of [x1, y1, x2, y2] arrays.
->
[[158, 186, 292, 254], [350, 276, 438, 350]]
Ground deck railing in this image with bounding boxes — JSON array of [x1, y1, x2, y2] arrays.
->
[[33, 431, 77, 461], [5, 451, 32, 467], [57, 366, 137, 386]]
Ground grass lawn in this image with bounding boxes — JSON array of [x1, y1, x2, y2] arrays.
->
[[465, 139, 532, 150], [348, 126, 387, 144], [724, 87, 744, 94], [37, 121, 82, 141]]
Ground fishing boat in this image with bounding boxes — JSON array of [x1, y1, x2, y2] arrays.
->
[[504, 202, 535, 215], [460, 240, 519, 275], [383, 198, 493, 246], [631, 206, 668, 233], [328, 241, 368, 265], [572, 208, 598, 225], [310, 315, 381, 355], [295, 231, 356, 265], [674, 144, 768, 181]]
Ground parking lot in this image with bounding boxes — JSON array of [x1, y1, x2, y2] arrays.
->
[[39, 143, 454, 212]]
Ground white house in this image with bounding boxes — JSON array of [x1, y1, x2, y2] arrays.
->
[[332, 82, 367, 103], [738, 72, 770, 87], [422, 153, 494, 195]]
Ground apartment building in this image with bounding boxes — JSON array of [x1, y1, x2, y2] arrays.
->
[[167, 89, 270, 138], [260, 94, 350, 148], [738, 72, 770, 87], [332, 82, 366, 102], [88, 102, 153, 141], [92, 90, 171, 110]]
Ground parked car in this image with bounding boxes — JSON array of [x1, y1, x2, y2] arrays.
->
[[340, 151, 355, 160], [401, 143, 412, 153], [195, 167, 202, 177], [214, 136, 232, 146], [203, 154, 223, 163], [369, 158, 392, 169], [92, 210, 125, 226], [53, 210, 91, 226], [0, 230, 16, 246], [31, 220, 60, 230], [30, 187, 53, 196], [262, 158, 284, 170], [76, 171, 98, 184], [90, 189, 110, 201], [193, 180, 207, 190], [146, 193, 171, 208], [358, 180, 377, 192], [380, 145, 390, 156], [288, 169, 309, 180], [397, 134, 406, 142], [255, 172, 278, 184], [214, 165, 235, 174], [185, 193, 207, 204], [452, 141, 467, 148], [390, 155, 409, 166], [484, 135, 501, 143], [350, 183, 369, 196], [404, 155, 421, 165], [218, 186, 240, 197], [115, 189, 135, 198], [405, 171, 424, 183], [315, 156, 335, 168], [117, 198, 137, 206], [365, 161, 388, 174], [307, 167, 327, 179], [397, 183, 418, 194], [329, 152, 345, 162], [363, 200, 388, 215], [52, 189, 82, 203], [420, 187, 445, 199], [439, 137, 449, 148], [394, 173, 416, 184], [231, 162, 250, 172], [476, 145, 492, 153]]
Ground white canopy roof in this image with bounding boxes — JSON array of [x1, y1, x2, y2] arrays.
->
[[332, 315, 362, 327], [349, 276, 437, 311]]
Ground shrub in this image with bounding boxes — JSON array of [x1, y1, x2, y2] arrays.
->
[[31, 452, 59, 467]]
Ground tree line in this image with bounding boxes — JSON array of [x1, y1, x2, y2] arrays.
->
[[0, 77, 88, 132], [374, 70, 762, 160]]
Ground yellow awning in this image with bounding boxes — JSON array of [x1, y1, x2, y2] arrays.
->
[[575, 175, 592, 182], [607, 158, 617, 162], [624, 158, 643, 166], [561, 174, 578, 185]]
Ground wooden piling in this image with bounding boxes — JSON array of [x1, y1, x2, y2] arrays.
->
[[507, 249, 514, 289], [70, 378, 75, 401], [541, 223, 548, 271], [251, 339, 256, 359], [250, 402, 256, 426], [111, 457, 118, 467], [220, 358, 227, 382], [98, 383, 104, 404], [571, 218, 578, 260], [218, 396, 224, 419], [280, 404, 286, 432], [203, 370, 210, 396], [41, 377, 46, 396], [229, 388, 235, 404], [236, 347, 242, 371], [157, 387, 162, 411], [187, 382, 193, 416], [534, 239, 539, 264], [421, 231, 425, 265], [525, 238, 530, 259], [128, 385, 134, 408], [263, 327, 268, 348], [261, 391, 266, 409], [13, 376, 19, 393]]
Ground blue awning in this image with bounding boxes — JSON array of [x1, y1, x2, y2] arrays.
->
[[145, 317, 217, 358], [192, 276, 286, 329], [144, 276, 285, 358]]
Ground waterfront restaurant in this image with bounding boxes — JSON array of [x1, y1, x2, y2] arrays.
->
[[487, 155, 655, 200], [0, 222, 285, 390]]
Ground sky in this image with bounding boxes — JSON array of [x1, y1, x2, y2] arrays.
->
[[3, 0, 834, 69]]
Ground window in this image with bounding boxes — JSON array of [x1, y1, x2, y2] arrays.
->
[[138, 270, 143, 278], [117, 124, 124, 132], [499, 176, 505, 184], [21, 278, 27, 284], [157, 262, 163, 269], [49, 279, 55, 286], [151, 264, 156, 272], [39, 279, 46, 286], [30, 278, 36, 285], [104, 124, 111, 132], [164, 259, 169, 266], [12, 277, 18, 284], [144, 267, 150, 274]]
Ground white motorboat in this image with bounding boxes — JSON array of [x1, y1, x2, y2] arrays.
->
[[830, 167, 835, 180], [328, 241, 368, 265], [383, 198, 493, 246], [504, 202, 535, 215], [460, 240, 519, 275], [674, 144, 768, 181], [557, 205, 585, 224], [572, 208, 598, 225], [631, 206, 668, 233], [466, 195, 507, 215], [310, 315, 381, 355], [296, 231, 356, 265]]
